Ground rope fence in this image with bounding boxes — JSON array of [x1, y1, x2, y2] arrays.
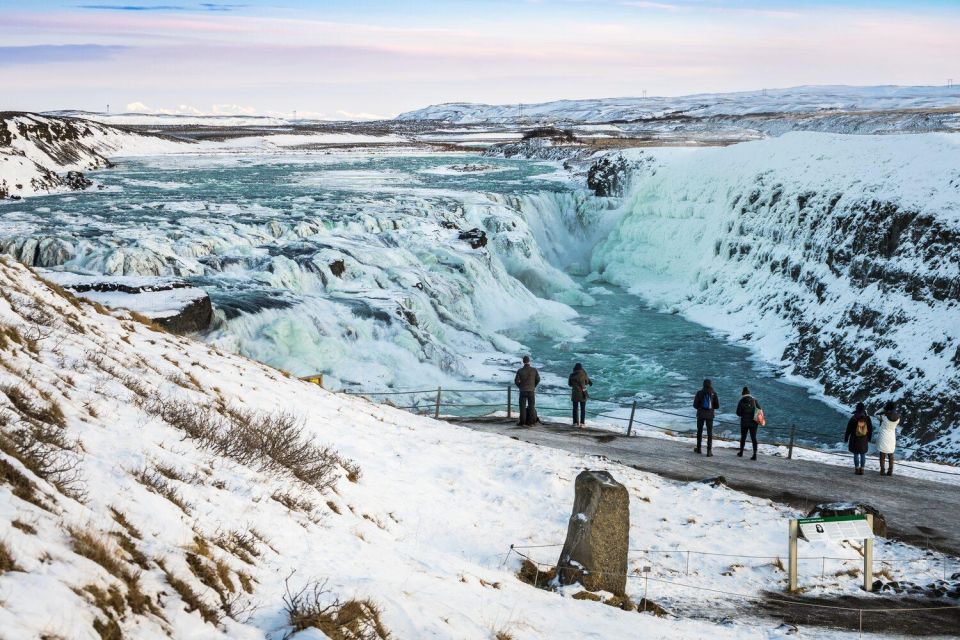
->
[[339, 385, 960, 476], [504, 546, 960, 636]]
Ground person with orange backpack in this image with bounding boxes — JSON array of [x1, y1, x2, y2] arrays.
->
[[844, 402, 873, 475], [735, 387, 763, 460]]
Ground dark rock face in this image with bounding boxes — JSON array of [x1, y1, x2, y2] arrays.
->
[[557, 470, 630, 596], [153, 295, 213, 334], [57, 279, 213, 335], [64, 171, 93, 191], [806, 502, 886, 537], [458, 228, 488, 249], [329, 259, 346, 277], [587, 154, 640, 197]]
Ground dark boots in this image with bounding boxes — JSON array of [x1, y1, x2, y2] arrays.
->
[[879, 453, 894, 476]]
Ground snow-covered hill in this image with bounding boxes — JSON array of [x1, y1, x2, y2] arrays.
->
[[5, 257, 946, 639], [397, 85, 960, 127], [0, 113, 185, 200], [592, 132, 960, 459]]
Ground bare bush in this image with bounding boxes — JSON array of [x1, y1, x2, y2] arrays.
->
[[140, 393, 354, 492], [283, 576, 391, 640], [132, 468, 191, 514], [0, 540, 20, 573]]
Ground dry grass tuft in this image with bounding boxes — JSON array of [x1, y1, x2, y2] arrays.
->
[[517, 559, 557, 589], [1, 384, 65, 427], [109, 508, 142, 539], [0, 540, 21, 573], [326, 500, 342, 515], [283, 577, 391, 640], [158, 560, 221, 625], [129, 311, 166, 332], [637, 598, 669, 617], [12, 519, 37, 534], [0, 455, 44, 507], [213, 529, 261, 565], [69, 528, 129, 579], [272, 490, 315, 513], [494, 632, 515, 640], [132, 468, 191, 514]]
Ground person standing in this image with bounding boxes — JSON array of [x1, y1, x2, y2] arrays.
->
[[693, 379, 719, 456], [875, 401, 901, 476], [735, 387, 761, 460], [514, 355, 540, 426], [568, 362, 592, 427], [844, 402, 873, 475]]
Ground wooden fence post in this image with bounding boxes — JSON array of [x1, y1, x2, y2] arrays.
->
[[507, 385, 512, 420], [627, 400, 637, 436], [434, 386, 442, 419], [787, 424, 796, 460]]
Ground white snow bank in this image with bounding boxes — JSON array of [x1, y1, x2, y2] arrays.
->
[[1, 259, 952, 639]]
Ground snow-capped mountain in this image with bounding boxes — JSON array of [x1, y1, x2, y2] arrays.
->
[[397, 85, 960, 126]]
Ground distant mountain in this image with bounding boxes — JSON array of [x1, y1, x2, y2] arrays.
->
[[396, 85, 960, 124]]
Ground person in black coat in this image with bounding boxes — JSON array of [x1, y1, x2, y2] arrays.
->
[[693, 379, 719, 456], [735, 387, 761, 460], [844, 402, 873, 475]]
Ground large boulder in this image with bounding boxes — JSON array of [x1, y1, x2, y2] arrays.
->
[[557, 470, 630, 596], [806, 502, 887, 538]]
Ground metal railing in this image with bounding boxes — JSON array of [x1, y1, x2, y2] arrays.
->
[[337, 385, 960, 476]]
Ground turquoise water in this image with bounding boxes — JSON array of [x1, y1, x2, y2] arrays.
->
[[0, 149, 849, 447], [514, 281, 849, 445]]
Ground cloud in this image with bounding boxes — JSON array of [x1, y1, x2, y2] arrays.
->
[[77, 2, 247, 11], [619, 1, 680, 10], [0, 45, 129, 66]]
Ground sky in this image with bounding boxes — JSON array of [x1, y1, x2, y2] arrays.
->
[[1, 0, 959, 119]]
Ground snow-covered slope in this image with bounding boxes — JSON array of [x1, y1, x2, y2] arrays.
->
[[0, 113, 185, 199], [1, 257, 955, 640], [398, 85, 960, 125], [592, 132, 960, 459]]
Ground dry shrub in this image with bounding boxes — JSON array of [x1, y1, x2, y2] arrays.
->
[[494, 633, 515, 640], [2, 384, 65, 427], [111, 531, 149, 570], [81, 584, 125, 640], [0, 540, 20, 573], [572, 591, 601, 602], [187, 551, 231, 604], [0, 455, 44, 507], [70, 529, 159, 617], [283, 577, 391, 640], [326, 500, 342, 515], [517, 559, 556, 589], [272, 490, 315, 512], [212, 529, 261, 565], [0, 385, 83, 500], [158, 559, 221, 625], [69, 528, 129, 579], [132, 468, 190, 514], [109, 508, 142, 539], [140, 393, 354, 492]]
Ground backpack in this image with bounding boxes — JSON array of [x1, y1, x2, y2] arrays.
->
[[855, 418, 868, 437], [754, 404, 766, 427], [702, 392, 712, 410]]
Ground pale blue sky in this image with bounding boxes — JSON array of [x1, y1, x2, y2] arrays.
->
[[2, 0, 958, 117]]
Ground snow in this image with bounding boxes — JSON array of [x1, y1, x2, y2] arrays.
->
[[0, 258, 955, 639], [397, 85, 960, 124], [41, 271, 208, 319], [591, 132, 960, 457]]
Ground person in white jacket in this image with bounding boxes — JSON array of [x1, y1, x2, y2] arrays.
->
[[875, 402, 902, 476]]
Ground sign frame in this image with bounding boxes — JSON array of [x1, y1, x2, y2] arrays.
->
[[788, 514, 874, 593]]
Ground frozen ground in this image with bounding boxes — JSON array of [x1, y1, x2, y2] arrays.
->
[[0, 258, 957, 639]]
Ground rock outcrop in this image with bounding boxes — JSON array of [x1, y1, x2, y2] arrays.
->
[[44, 272, 213, 334]]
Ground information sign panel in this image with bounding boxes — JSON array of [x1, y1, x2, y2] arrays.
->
[[798, 514, 874, 543]]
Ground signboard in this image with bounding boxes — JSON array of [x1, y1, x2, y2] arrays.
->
[[798, 514, 874, 543]]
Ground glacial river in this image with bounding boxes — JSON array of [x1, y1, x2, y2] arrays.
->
[[0, 146, 849, 447]]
